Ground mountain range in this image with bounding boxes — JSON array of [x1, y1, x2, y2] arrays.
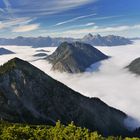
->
[[0, 57, 132, 136], [47, 42, 108, 73], [0, 34, 132, 47], [82, 34, 132, 46]]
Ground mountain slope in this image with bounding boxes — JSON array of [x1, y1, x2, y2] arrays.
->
[[47, 42, 108, 73], [127, 57, 140, 75], [0, 58, 130, 136]]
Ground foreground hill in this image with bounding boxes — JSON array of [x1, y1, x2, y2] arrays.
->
[[47, 42, 108, 73], [127, 57, 140, 75], [0, 58, 129, 136], [0, 34, 132, 47]]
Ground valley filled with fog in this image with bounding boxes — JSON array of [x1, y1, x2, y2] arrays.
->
[[1, 40, 140, 128]]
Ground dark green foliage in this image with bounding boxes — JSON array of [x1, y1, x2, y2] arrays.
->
[[0, 121, 139, 140], [0, 59, 16, 75]]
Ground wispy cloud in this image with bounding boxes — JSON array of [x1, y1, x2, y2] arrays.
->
[[12, 24, 40, 32], [0, 17, 40, 34], [49, 15, 123, 32], [85, 22, 95, 26], [0, 17, 35, 29], [39, 22, 95, 34], [93, 15, 124, 21], [3, 0, 11, 10], [54, 15, 123, 27], [6, 0, 95, 17], [50, 24, 140, 37], [0, 8, 4, 13], [54, 13, 96, 26], [0, 23, 5, 29], [0, 0, 96, 34], [3, 0, 13, 17]]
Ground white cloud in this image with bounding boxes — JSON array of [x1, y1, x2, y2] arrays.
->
[[55, 13, 96, 26], [0, 17, 35, 29], [0, 8, 4, 13], [0, 17, 39, 34], [5, 0, 96, 17], [3, 0, 11, 10], [93, 15, 124, 21], [85, 22, 95, 26], [0, 23, 5, 29], [12, 24, 40, 32], [55, 24, 140, 37], [0, 0, 96, 34], [54, 15, 123, 27], [3, 0, 13, 17]]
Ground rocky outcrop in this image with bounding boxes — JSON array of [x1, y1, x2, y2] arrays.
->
[[47, 42, 108, 73], [0, 58, 129, 136]]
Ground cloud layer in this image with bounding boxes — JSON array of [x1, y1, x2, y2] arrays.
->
[[12, 24, 40, 32], [32, 40, 140, 129], [1, 40, 140, 129]]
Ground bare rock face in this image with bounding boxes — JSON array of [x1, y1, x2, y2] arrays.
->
[[47, 42, 108, 73], [0, 58, 129, 136]]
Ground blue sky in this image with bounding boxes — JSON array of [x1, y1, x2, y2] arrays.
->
[[0, 0, 140, 38]]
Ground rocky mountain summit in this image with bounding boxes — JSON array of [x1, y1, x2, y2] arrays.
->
[[0, 57, 130, 136], [47, 42, 108, 73]]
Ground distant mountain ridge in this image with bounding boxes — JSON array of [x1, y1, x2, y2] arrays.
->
[[0, 58, 130, 136], [0, 34, 132, 47], [82, 34, 132, 46], [47, 42, 108, 73], [0, 48, 15, 55]]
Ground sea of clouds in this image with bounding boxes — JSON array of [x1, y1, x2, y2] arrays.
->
[[1, 40, 140, 129]]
